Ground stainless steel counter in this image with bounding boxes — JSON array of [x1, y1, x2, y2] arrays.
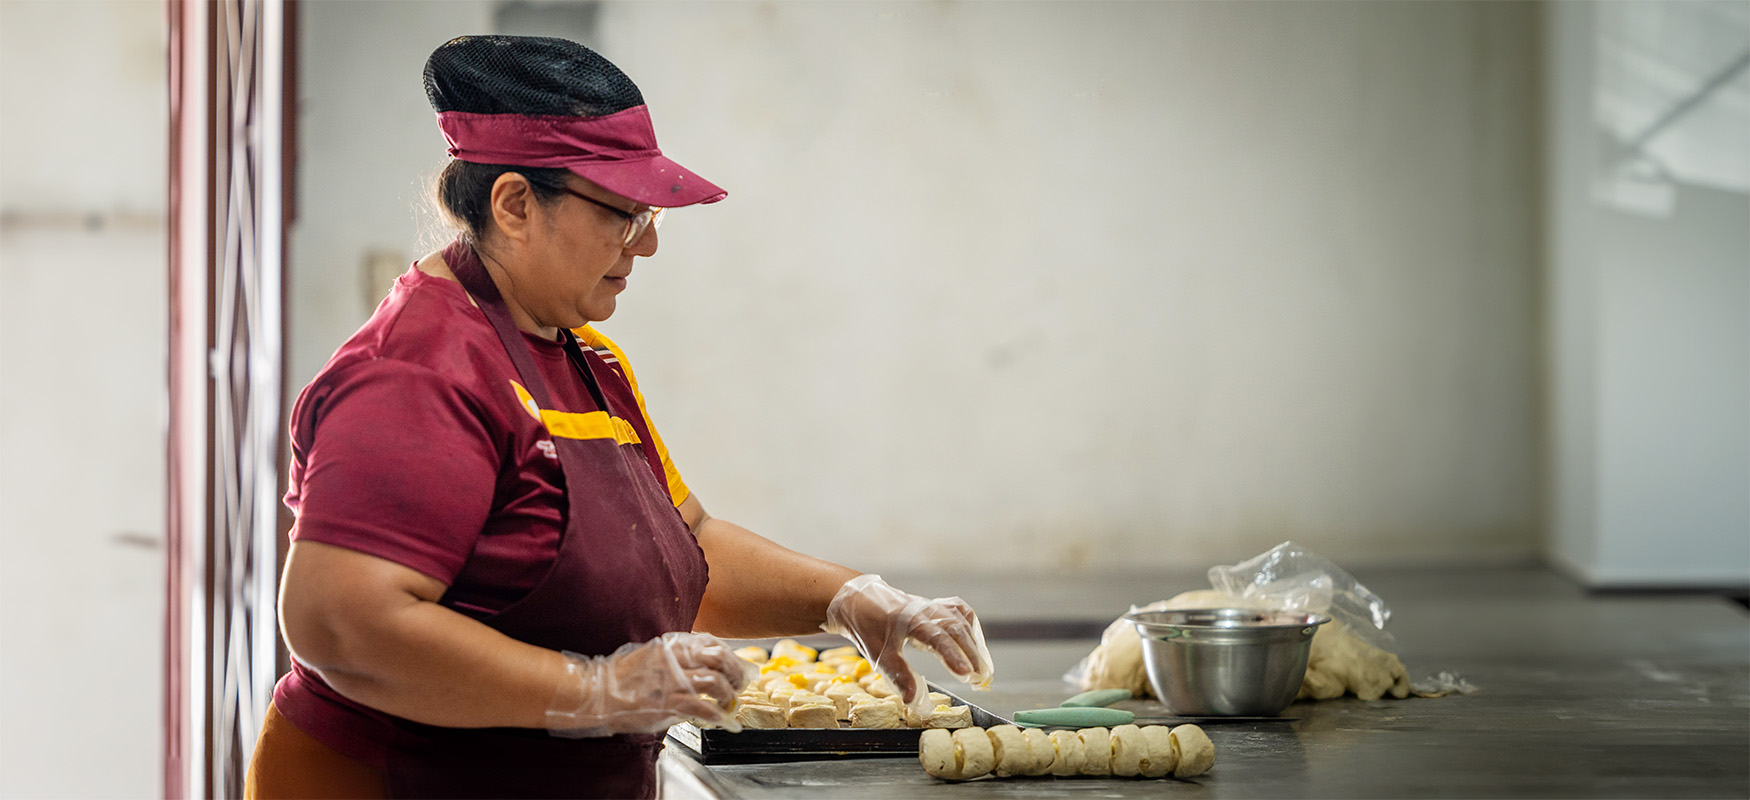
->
[[658, 566, 1750, 798]]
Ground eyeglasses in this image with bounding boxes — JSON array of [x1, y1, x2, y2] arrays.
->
[[561, 187, 664, 248]]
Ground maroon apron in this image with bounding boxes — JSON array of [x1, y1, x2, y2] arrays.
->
[[383, 240, 709, 798]]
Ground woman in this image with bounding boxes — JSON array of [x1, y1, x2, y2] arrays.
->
[[246, 35, 993, 799]]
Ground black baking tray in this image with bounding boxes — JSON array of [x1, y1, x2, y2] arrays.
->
[[666, 684, 1008, 764]]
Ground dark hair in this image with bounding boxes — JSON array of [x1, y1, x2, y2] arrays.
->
[[435, 160, 572, 246]]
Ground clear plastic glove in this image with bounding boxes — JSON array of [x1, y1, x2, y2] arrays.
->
[[546, 631, 757, 738], [820, 574, 995, 718]]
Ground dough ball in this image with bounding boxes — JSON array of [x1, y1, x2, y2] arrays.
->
[[1021, 728, 1057, 776], [786, 703, 839, 729], [734, 703, 786, 730], [1169, 724, 1215, 778], [919, 728, 957, 779], [1108, 724, 1147, 777], [952, 726, 996, 780], [987, 725, 1035, 777], [1077, 727, 1113, 776], [1139, 725, 1178, 778], [1047, 729, 1086, 776]]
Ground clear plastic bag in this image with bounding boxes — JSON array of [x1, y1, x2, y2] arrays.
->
[[1206, 540, 1397, 653]]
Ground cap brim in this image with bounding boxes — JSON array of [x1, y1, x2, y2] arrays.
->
[[566, 155, 727, 208]]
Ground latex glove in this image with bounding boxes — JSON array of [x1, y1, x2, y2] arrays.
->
[[820, 574, 995, 718], [546, 631, 757, 738]]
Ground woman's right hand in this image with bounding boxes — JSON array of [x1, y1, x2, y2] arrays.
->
[[546, 631, 757, 737]]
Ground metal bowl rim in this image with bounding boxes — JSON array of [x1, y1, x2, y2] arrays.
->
[[1124, 607, 1333, 631]]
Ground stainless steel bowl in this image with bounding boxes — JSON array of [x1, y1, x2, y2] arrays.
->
[[1125, 607, 1330, 716]]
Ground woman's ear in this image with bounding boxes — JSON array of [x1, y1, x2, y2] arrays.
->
[[488, 172, 537, 244]]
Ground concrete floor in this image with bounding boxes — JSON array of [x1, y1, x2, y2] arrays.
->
[[659, 566, 1750, 798]]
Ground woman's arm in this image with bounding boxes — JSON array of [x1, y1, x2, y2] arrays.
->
[[281, 540, 751, 733], [279, 540, 563, 728], [280, 541, 582, 728], [681, 494, 860, 638]]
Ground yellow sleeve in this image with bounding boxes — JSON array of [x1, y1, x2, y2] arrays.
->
[[572, 325, 690, 507]]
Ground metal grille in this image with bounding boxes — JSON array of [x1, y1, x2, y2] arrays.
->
[[169, 0, 286, 795]]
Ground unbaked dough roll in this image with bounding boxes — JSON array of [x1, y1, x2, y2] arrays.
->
[[1108, 724, 1146, 777], [1077, 727, 1112, 776], [919, 728, 957, 779], [1139, 725, 1178, 778], [1015, 728, 1052, 776], [952, 726, 996, 780], [1046, 729, 1085, 776], [987, 725, 1034, 777], [1169, 724, 1215, 778]]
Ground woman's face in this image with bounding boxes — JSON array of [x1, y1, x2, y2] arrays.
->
[[512, 176, 658, 330]]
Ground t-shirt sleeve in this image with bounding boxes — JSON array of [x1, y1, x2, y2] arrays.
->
[[574, 326, 690, 507], [289, 359, 500, 584]]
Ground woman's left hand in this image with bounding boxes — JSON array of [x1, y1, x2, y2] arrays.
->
[[820, 574, 995, 717]]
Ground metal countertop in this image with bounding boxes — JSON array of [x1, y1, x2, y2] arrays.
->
[[658, 566, 1750, 799]]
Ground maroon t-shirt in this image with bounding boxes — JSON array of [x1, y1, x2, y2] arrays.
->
[[272, 266, 690, 766]]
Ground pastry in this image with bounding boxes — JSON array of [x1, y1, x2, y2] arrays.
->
[[734, 703, 785, 729], [732, 645, 768, 664], [951, 726, 996, 780], [987, 725, 1034, 777], [770, 638, 817, 663], [926, 705, 973, 729], [1170, 724, 1214, 778], [1140, 724, 1177, 778], [919, 728, 956, 778], [1020, 728, 1056, 776], [786, 703, 839, 729], [819, 645, 860, 663], [1046, 729, 1085, 776], [1108, 724, 1146, 777], [860, 674, 899, 698], [1077, 727, 1112, 776], [848, 698, 906, 729]]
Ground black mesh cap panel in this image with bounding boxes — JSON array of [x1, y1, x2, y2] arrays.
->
[[424, 35, 644, 117]]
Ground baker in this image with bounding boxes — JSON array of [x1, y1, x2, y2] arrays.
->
[[245, 35, 994, 799]]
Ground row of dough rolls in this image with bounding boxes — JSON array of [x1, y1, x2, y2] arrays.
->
[[730, 639, 974, 730], [919, 723, 1214, 782]]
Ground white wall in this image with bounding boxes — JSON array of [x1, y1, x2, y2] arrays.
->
[[0, 1, 166, 797], [1545, 1, 1750, 586], [293, 0, 1544, 574]]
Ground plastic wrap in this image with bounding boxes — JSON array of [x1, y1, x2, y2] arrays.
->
[[1206, 541, 1397, 653]]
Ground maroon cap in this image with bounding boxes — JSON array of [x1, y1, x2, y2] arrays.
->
[[437, 105, 726, 208]]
